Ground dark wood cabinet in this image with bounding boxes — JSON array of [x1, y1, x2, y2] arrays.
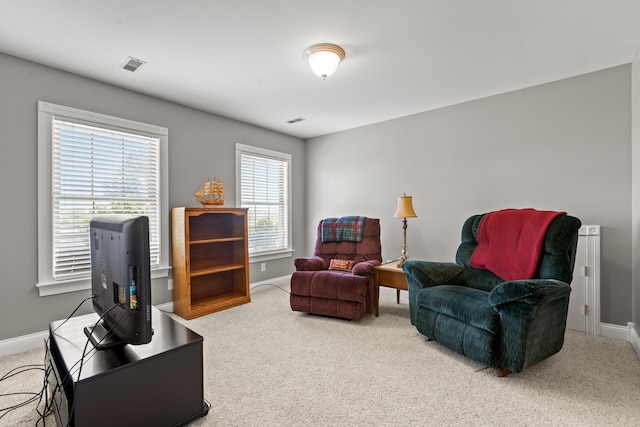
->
[[46, 307, 209, 427]]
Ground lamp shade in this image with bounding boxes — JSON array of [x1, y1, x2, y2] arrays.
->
[[394, 194, 417, 218], [303, 43, 345, 79]]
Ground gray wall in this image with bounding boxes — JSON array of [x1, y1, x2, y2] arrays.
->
[[0, 50, 634, 341], [306, 65, 632, 326], [0, 53, 305, 340]]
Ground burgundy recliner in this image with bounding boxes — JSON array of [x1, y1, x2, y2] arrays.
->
[[290, 217, 382, 320]]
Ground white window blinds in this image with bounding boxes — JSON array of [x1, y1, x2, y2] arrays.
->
[[51, 119, 161, 280], [238, 145, 291, 255]]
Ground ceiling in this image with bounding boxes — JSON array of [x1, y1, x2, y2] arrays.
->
[[2, 1, 640, 139]]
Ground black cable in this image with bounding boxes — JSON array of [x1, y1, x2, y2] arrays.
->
[[46, 311, 115, 427], [0, 295, 96, 425], [45, 295, 97, 348], [0, 365, 45, 382], [0, 392, 41, 420], [0, 365, 48, 422], [35, 363, 55, 426], [74, 305, 119, 382], [65, 305, 123, 427], [0, 365, 50, 423], [250, 283, 290, 294], [39, 294, 97, 426]]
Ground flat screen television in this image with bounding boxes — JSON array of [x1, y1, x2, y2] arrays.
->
[[84, 215, 153, 349]]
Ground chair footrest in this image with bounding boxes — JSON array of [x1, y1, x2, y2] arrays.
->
[[290, 295, 366, 320], [416, 285, 498, 333], [291, 270, 368, 303]]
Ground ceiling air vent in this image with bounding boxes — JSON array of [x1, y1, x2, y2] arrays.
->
[[122, 56, 146, 72], [287, 117, 305, 124]]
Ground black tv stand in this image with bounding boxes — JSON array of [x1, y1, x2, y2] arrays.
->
[[47, 306, 209, 427]]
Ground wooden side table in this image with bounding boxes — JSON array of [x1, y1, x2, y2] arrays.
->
[[374, 261, 408, 316]]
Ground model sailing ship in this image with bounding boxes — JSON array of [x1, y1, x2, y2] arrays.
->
[[195, 178, 225, 206]]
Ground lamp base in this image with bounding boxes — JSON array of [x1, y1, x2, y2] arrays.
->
[[397, 257, 407, 268]]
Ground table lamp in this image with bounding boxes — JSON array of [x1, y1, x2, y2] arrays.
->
[[393, 193, 418, 267]]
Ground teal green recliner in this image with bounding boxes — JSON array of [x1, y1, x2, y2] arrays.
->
[[402, 209, 581, 376]]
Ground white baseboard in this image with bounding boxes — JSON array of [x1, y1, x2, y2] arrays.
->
[[629, 322, 640, 360], [599, 322, 630, 341], [0, 330, 50, 357]]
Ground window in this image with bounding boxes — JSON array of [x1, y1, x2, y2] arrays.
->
[[236, 144, 293, 261], [37, 101, 169, 296]]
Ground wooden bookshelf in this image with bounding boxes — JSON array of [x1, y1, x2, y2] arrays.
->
[[172, 207, 250, 319]]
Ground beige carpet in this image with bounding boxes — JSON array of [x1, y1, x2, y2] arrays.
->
[[2, 279, 640, 426]]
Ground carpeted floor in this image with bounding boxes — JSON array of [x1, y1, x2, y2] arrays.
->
[[2, 279, 640, 426]]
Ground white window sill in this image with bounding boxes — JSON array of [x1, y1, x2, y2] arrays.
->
[[249, 249, 295, 264], [36, 266, 171, 297]]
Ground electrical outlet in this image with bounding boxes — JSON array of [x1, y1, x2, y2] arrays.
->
[[260, 263, 266, 272], [168, 279, 173, 290]]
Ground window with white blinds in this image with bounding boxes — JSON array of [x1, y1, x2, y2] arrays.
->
[[236, 144, 292, 258], [52, 119, 161, 279], [37, 101, 169, 296]]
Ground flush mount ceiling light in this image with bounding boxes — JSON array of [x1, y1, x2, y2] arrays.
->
[[303, 43, 345, 80]]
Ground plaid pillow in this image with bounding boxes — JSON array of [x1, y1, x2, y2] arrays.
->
[[328, 259, 355, 272]]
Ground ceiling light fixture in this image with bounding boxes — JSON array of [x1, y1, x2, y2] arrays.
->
[[303, 43, 345, 80]]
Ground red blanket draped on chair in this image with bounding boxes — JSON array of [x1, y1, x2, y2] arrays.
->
[[470, 208, 565, 281]]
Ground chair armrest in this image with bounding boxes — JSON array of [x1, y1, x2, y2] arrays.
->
[[488, 279, 571, 373], [294, 256, 327, 271], [402, 260, 466, 326], [488, 279, 571, 308], [352, 260, 381, 276], [401, 261, 466, 288]]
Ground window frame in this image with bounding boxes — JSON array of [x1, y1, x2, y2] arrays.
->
[[235, 143, 293, 263], [37, 101, 170, 297]]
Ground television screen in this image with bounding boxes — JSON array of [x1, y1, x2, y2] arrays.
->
[[85, 215, 153, 349]]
